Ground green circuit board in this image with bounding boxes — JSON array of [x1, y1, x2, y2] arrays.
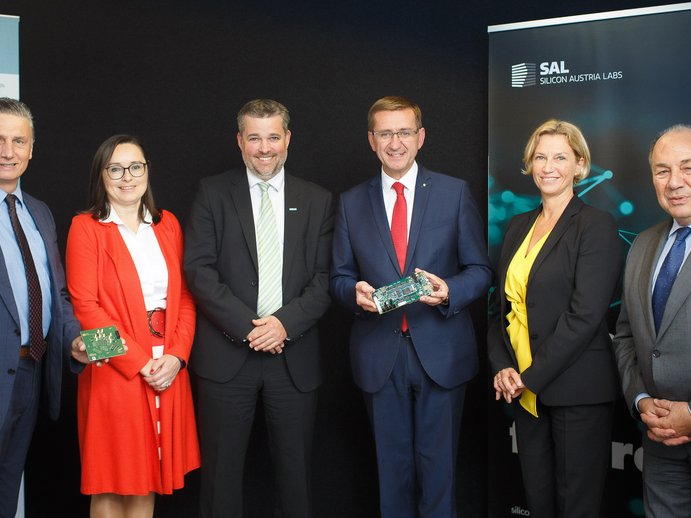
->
[[81, 325, 126, 362], [372, 271, 434, 314]]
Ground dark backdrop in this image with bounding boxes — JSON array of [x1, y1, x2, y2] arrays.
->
[[1, 1, 672, 516]]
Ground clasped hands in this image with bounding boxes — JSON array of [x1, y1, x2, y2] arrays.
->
[[139, 354, 182, 392], [639, 397, 691, 446], [493, 367, 526, 403], [355, 268, 449, 313], [71, 336, 180, 393], [247, 315, 287, 355]]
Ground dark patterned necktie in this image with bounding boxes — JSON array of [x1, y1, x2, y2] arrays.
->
[[6, 194, 46, 361], [652, 226, 691, 333]]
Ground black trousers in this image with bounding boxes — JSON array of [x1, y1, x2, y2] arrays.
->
[[197, 351, 317, 518], [514, 400, 614, 518]]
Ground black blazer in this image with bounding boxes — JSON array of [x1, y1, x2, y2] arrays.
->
[[488, 196, 624, 406], [184, 169, 334, 392]]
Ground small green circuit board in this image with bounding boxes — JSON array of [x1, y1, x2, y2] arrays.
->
[[80, 325, 126, 362], [372, 271, 433, 314]]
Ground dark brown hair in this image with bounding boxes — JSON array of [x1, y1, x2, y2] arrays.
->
[[86, 134, 160, 223], [237, 99, 290, 133]]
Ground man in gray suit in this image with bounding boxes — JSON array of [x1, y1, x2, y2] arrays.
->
[[0, 97, 86, 516], [614, 124, 691, 517]]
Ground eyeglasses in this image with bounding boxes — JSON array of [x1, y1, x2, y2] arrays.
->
[[370, 129, 419, 142], [104, 161, 148, 180]]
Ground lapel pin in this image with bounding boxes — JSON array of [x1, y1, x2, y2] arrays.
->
[[288, 207, 298, 212]]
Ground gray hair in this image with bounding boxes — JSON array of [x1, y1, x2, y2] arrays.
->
[[0, 97, 34, 141], [649, 124, 691, 168]]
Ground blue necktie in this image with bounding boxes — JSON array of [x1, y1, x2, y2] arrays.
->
[[652, 226, 691, 332]]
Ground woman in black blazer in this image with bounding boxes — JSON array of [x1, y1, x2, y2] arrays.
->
[[488, 120, 624, 518]]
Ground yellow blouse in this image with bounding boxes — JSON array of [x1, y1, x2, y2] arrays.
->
[[505, 218, 551, 418]]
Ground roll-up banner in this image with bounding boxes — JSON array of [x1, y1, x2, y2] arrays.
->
[[488, 3, 691, 517], [0, 14, 19, 99]]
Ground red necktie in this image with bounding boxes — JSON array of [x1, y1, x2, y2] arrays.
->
[[6, 194, 46, 361], [391, 182, 408, 331]]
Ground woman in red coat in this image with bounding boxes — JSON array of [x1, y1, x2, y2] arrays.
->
[[66, 135, 200, 517]]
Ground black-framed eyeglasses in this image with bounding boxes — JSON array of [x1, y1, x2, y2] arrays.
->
[[370, 129, 419, 142], [104, 161, 149, 180]]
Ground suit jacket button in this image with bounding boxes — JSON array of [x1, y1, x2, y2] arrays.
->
[[14, 329, 20, 336], [7, 369, 16, 375], [652, 350, 661, 358], [250, 280, 257, 287], [530, 333, 538, 340]]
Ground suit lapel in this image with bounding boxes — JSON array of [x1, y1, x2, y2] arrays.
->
[[405, 170, 432, 275], [101, 222, 148, 332], [228, 172, 259, 271], [23, 195, 59, 324], [0, 248, 20, 327], [637, 224, 668, 340], [283, 175, 301, 291], [367, 176, 401, 275], [655, 222, 691, 339], [527, 196, 582, 286], [152, 216, 179, 337]]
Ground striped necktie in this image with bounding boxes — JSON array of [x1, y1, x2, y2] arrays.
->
[[256, 182, 283, 317]]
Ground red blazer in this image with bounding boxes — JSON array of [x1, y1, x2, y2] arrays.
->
[[66, 210, 199, 495]]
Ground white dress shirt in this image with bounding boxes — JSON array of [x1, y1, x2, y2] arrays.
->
[[381, 162, 417, 239], [103, 208, 168, 311], [247, 168, 286, 246]]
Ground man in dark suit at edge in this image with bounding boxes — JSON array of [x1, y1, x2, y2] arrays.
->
[[0, 97, 86, 516], [184, 99, 334, 518], [330, 96, 491, 518]]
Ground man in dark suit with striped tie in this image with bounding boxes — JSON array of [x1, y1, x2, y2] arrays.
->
[[185, 99, 334, 518]]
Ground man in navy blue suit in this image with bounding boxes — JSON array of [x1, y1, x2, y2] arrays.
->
[[0, 97, 85, 516], [330, 96, 491, 518]]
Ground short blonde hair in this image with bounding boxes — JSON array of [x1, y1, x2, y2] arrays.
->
[[522, 119, 591, 183]]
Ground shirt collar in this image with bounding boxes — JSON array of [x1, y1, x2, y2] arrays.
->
[[668, 220, 691, 239], [0, 180, 25, 205], [102, 206, 153, 226], [381, 161, 418, 193], [246, 168, 285, 192]]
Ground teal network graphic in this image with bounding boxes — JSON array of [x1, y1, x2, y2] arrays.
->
[[489, 165, 636, 251]]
